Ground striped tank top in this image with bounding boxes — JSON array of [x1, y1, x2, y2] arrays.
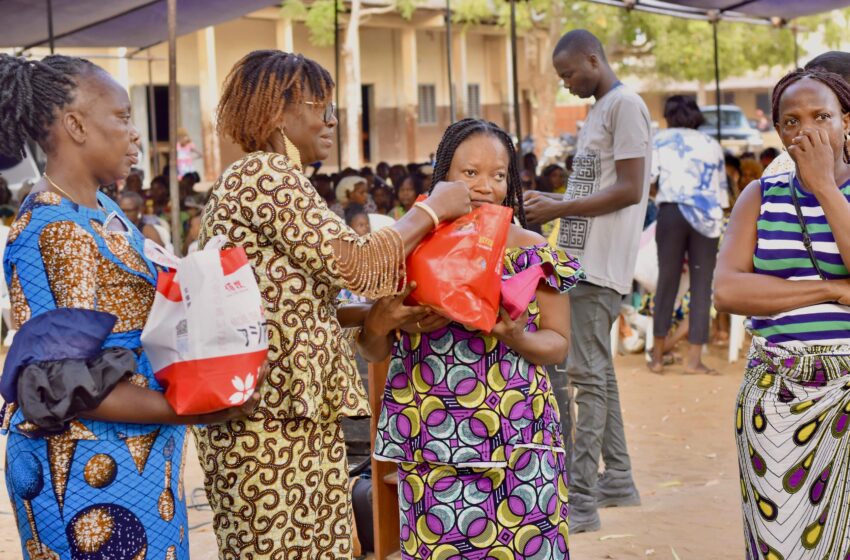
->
[[750, 171, 850, 346]]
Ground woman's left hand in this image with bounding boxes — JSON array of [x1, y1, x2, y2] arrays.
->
[[364, 282, 431, 337], [489, 306, 529, 345], [789, 128, 839, 196]]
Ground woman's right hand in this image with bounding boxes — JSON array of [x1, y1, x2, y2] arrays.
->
[[425, 180, 471, 222], [190, 361, 270, 425]]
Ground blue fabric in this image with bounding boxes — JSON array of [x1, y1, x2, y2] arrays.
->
[[0, 308, 117, 403], [3, 191, 162, 440], [2, 191, 190, 559], [6, 428, 189, 559]]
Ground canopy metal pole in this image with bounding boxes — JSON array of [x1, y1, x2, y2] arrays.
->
[[712, 18, 721, 142], [46, 0, 54, 53], [792, 25, 799, 67], [167, 0, 182, 255], [446, 0, 456, 123], [510, 0, 521, 144], [334, 0, 342, 168], [148, 58, 160, 176]]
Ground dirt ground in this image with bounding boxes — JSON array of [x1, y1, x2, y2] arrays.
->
[[0, 347, 745, 560]]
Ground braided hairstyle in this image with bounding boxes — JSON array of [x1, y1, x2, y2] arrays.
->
[[0, 54, 99, 159], [217, 50, 334, 153], [429, 118, 526, 227], [772, 67, 850, 164]]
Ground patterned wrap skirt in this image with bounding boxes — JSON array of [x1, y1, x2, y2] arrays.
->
[[192, 417, 354, 560], [394, 446, 570, 560], [737, 337, 850, 559], [5, 425, 188, 560]]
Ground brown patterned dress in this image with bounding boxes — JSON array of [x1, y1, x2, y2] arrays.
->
[[193, 142, 402, 559]]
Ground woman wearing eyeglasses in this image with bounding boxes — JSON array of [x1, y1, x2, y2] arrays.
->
[[192, 50, 472, 560]]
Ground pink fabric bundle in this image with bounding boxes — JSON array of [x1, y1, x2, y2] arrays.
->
[[500, 264, 546, 320]]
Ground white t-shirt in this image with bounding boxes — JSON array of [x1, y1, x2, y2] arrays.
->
[[554, 84, 652, 295]]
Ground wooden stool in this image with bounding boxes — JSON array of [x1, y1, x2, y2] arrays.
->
[[369, 359, 402, 559]]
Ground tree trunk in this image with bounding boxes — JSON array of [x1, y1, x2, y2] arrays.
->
[[342, 0, 363, 168], [527, 3, 563, 159]]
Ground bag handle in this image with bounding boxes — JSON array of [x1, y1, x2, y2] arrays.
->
[[144, 239, 181, 269], [143, 235, 229, 270], [788, 171, 827, 280], [203, 235, 228, 253]]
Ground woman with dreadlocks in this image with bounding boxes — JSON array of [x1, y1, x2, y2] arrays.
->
[[193, 50, 470, 559], [0, 54, 263, 559], [716, 68, 850, 558], [360, 119, 582, 559]]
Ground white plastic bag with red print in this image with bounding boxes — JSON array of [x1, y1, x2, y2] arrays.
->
[[141, 236, 268, 415]]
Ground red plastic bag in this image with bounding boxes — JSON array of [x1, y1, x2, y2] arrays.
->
[[407, 202, 513, 332]]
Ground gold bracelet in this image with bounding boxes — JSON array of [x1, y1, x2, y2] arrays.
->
[[413, 201, 440, 229]]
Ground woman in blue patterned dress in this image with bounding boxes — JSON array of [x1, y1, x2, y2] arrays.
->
[[0, 54, 260, 560], [360, 119, 582, 560], [716, 69, 850, 558]]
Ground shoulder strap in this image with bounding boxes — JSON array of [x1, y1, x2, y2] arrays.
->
[[788, 171, 827, 280]]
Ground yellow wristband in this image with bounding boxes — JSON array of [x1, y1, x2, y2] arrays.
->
[[413, 201, 440, 229]]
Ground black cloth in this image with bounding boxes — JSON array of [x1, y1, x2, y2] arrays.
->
[[16, 347, 136, 432], [653, 203, 718, 345]]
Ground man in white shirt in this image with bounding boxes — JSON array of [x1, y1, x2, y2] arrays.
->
[[524, 29, 651, 533]]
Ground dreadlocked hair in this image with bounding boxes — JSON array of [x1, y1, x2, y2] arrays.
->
[[0, 54, 98, 159], [772, 67, 850, 164], [217, 50, 334, 153], [429, 118, 527, 228]]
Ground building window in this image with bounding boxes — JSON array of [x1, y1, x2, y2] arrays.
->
[[723, 91, 736, 105], [467, 84, 481, 118], [418, 84, 437, 124], [756, 92, 770, 114]]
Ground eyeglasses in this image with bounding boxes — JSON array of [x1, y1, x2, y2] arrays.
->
[[304, 101, 336, 124]]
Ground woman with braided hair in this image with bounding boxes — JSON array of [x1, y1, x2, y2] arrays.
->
[[192, 50, 471, 559], [0, 54, 263, 559], [716, 68, 850, 558], [360, 119, 582, 559]]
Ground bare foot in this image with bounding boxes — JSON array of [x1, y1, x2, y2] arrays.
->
[[684, 363, 720, 376], [647, 357, 664, 374]]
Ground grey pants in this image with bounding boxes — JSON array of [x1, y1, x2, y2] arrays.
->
[[653, 203, 719, 344], [551, 281, 632, 500]]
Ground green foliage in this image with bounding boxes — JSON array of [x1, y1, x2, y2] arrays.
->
[[284, 0, 850, 83], [281, 0, 340, 47], [282, 0, 415, 47]]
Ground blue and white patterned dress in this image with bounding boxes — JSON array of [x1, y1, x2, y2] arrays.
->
[[651, 127, 728, 238]]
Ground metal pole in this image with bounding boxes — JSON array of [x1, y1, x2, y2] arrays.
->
[[446, 0, 456, 122], [792, 25, 799, 68], [334, 0, 342, 168], [167, 0, 182, 255], [148, 58, 160, 176], [46, 0, 54, 54], [510, 0, 522, 145], [712, 19, 721, 142]]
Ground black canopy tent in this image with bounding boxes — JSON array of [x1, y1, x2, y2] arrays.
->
[[583, 0, 850, 141], [0, 0, 280, 254], [6, 0, 850, 233]]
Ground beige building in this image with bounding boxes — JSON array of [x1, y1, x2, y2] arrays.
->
[[16, 4, 841, 180], [15, 3, 542, 180]]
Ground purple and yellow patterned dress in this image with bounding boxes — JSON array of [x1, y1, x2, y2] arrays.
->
[[374, 243, 582, 560]]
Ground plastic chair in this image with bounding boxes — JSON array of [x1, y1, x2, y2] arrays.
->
[[728, 314, 746, 363]]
